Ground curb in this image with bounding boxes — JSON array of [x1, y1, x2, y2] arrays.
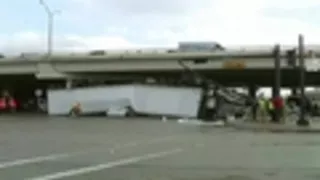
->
[[227, 122, 320, 133], [176, 119, 225, 127]]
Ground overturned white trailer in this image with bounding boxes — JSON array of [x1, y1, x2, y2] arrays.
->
[[47, 84, 202, 118]]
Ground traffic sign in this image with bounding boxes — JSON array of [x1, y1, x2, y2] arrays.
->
[[223, 60, 246, 69]]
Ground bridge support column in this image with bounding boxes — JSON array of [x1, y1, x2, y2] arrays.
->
[[65, 79, 73, 89], [291, 88, 297, 96], [248, 85, 257, 121], [272, 45, 281, 123], [297, 34, 309, 126], [272, 44, 281, 98]]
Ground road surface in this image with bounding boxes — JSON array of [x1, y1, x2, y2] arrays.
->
[[0, 116, 320, 180]]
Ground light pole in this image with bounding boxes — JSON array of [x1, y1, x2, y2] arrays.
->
[[39, 0, 60, 59], [38, 0, 60, 111]]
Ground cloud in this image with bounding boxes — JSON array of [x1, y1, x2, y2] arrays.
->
[[107, 0, 213, 15], [263, 0, 320, 9], [2, 0, 320, 55], [0, 32, 147, 55], [69, 0, 212, 15], [65, 0, 320, 45]]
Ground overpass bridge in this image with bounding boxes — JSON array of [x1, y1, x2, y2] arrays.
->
[[0, 46, 319, 110], [0, 49, 320, 86]]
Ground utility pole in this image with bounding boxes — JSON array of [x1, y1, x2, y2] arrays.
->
[[296, 34, 310, 126], [39, 0, 60, 59], [272, 44, 281, 123], [38, 0, 61, 109], [273, 44, 281, 98]]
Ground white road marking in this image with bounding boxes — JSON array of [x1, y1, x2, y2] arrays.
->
[[28, 148, 183, 180], [0, 153, 72, 170], [0, 135, 179, 170]]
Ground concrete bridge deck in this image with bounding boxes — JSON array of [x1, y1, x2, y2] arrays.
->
[[0, 50, 318, 86], [0, 50, 315, 76]]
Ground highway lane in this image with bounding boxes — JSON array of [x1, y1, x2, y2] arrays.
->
[[0, 116, 320, 179], [0, 117, 201, 179]]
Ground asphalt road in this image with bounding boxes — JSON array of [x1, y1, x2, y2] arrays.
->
[[0, 116, 320, 179]]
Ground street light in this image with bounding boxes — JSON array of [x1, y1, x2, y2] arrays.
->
[[39, 0, 60, 59]]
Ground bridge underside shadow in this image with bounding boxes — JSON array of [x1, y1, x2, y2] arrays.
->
[[199, 69, 320, 87], [0, 75, 64, 102], [75, 68, 320, 87], [0, 68, 318, 96]]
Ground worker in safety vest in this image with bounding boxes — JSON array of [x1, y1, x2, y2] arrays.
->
[[267, 99, 275, 122], [257, 94, 268, 123], [205, 89, 216, 121], [281, 98, 290, 124], [257, 96, 268, 123]]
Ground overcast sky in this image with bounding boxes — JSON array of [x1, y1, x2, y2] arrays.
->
[[1, 0, 320, 54]]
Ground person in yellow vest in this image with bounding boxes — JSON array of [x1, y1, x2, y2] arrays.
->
[[268, 98, 275, 122], [257, 95, 268, 123]]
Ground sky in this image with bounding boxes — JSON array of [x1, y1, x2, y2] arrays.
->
[[1, 0, 320, 96], [1, 0, 320, 55]]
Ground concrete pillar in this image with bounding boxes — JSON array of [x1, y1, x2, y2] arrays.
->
[[197, 84, 210, 120], [285, 49, 298, 97], [249, 85, 257, 121], [291, 88, 297, 96], [65, 79, 73, 89], [297, 34, 309, 126], [273, 44, 281, 99], [159, 77, 166, 84], [271, 45, 282, 123], [249, 85, 257, 98]]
